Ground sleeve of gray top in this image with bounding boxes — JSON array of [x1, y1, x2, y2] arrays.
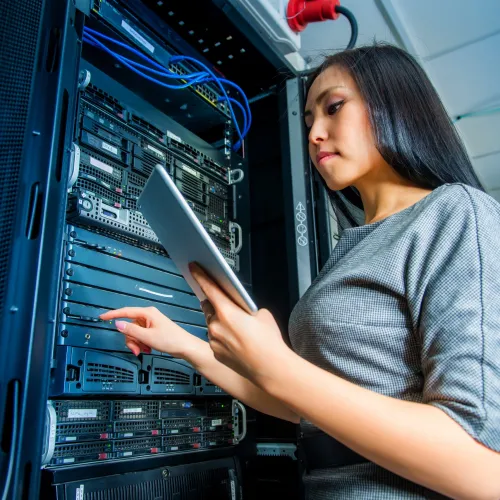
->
[[417, 186, 500, 452]]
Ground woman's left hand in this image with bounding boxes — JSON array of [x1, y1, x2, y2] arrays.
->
[[189, 263, 292, 388]]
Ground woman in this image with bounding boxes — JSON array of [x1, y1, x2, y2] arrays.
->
[[101, 45, 500, 499]]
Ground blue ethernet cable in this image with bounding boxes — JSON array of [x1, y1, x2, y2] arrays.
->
[[83, 33, 208, 90], [83, 27, 251, 150], [83, 27, 205, 80], [170, 55, 245, 148]]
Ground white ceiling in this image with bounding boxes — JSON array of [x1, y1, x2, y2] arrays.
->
[[297, 0, 500, 200]]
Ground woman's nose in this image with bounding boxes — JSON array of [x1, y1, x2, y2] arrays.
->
[[308, 120, 328, 144]]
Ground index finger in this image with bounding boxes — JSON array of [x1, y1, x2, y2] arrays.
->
[[99, 307, 154, 321], [188, 263, 236, 315]]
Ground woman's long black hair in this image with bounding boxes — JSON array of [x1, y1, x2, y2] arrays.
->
[[305, 43, 484, 230]]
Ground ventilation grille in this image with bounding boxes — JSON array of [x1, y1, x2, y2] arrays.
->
[[114, 437, 162, 451], [75, 180, 122, 205], [82, 101, 139, 140], [70, 224, 166, 256], [179, 169, 205, 193], [80, 149, 124, 185], [113, 401, 159, 420], [0, 0, 43, 322], [168, 137, 199, 163], [114, 420, 161, 433], [86, 362, 135, 383], [207, 406, 232, 417], [57, 421, 112, 437], [54, 400, 111, 422], [208, 196, 225, 218], [130, 114, 165, 143], [153, 368, 191, 385], [128, 171, 147, 188], [127, 185, 142, 199], [53, 441, 111, 457], [84, 84, 125, 118], [83, 467, 231, 500], [163, 417, 201, 428], [187, 200, 207, 219], [176, 180, 206, 205], [164, 433, 200, 446]]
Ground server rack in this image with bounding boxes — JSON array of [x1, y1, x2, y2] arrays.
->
[[0, 0, 321, 498]]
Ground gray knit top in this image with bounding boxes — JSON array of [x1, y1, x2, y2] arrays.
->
[[288, 183, 500, 499]]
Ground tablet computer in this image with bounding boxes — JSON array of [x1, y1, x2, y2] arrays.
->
[[138, 164, 258, 315]]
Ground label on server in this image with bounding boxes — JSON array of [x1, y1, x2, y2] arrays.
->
[[182, 164, 200, 179], [167, 130, 182, 143], [64, 436, 77, 442], [90, 156, 113, 174], [121, 20, 155, 53], [67, 409, 97, 419], [211, 419, 223, 426], [123, 408, 143, 414], [225, 257, 236, 267], [147, 144, 165, 159], [102, 141, 118, 155], [210, 224, 221, 234]]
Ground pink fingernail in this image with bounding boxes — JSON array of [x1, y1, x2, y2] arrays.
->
[[115, 320, 127, 332]]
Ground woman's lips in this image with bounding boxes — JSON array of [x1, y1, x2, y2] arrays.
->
[[317, 152, 339, 165]]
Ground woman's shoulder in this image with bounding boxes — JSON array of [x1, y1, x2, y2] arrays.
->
[[418, 182, 500, 225]]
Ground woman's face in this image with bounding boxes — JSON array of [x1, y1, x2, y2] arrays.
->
[[304, 65, 385, 191]]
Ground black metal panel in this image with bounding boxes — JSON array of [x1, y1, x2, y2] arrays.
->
[[50, 347, 142, 396], [65, 240, 191, 292], [280, 77, 318, 307], [67, 225, 179, 274], [59, 283, 205, 324], [53, 457, 240, 500], [0, 0, 82, 498], [141, 355, 195, 395], [63, 263, 200, 309]]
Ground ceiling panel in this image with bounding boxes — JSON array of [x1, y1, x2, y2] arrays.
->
[[456, 113, 500, 158], [473, 152, 500, 190], [424, 32, 500, 117], [392, 0, 500, 59]]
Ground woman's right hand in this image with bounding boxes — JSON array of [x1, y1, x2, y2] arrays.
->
[[100, 306, 200, 358]]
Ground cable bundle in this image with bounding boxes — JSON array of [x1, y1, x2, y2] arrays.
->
[[83, 27, 251, 151]]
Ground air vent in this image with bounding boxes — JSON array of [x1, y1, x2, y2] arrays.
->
[[83, 84, 125, 118], [114, 419, 161, 434], [53, 440, 112, 459], [75, 180, 122, 205], [86, 362, 134, 383], [54, 400, 111, 422], [113, 436, 162, 452], [128, 171, 147, 188], [153, 368, 190, 385], [129, 114, 165, 143], [81, 350, 140, 394], [113, 400, 159, 420], [56, 421, 113, 442]]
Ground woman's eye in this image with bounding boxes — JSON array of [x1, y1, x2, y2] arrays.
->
[[327, 100, 343, 115]]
